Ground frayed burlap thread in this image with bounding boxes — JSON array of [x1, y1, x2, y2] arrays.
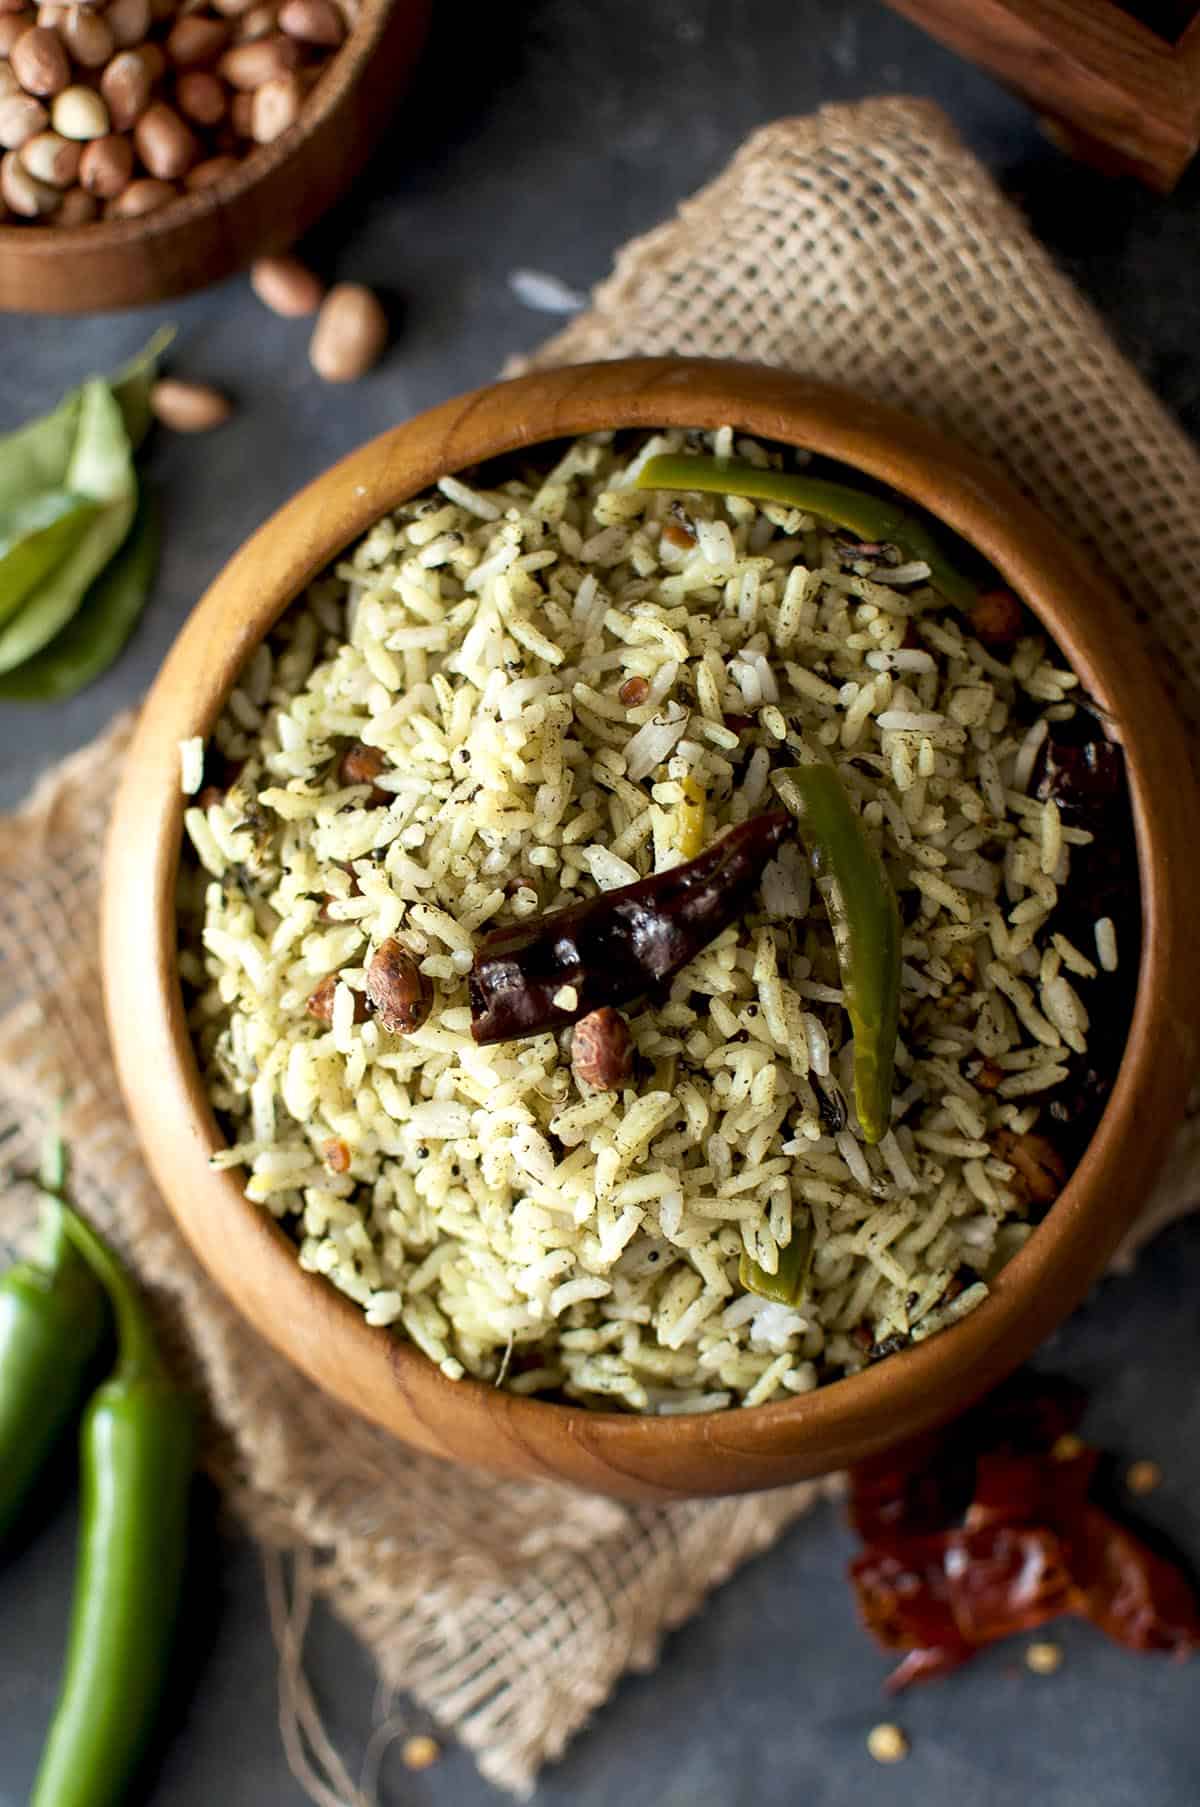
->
[[2, 96, 1199, 1799]]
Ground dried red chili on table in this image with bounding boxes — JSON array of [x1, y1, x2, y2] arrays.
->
[[847, 1376, 1200, 1691]]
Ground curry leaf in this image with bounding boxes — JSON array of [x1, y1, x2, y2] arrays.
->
[[0, 487, 159, 702], [0, 492, 101, 629], [0, 381, 136, 675]]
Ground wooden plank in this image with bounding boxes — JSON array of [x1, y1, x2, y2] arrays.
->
[[883, 0, 1200, 189]]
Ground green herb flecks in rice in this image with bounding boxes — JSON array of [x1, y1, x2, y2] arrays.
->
[[180, 429, 1129, 1413]]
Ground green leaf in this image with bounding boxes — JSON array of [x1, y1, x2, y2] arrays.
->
[[0, 381, 136, 675], [0, 492, 101, 629], [0, 390, 83, 513], [109, 324, 175, 452], [0, 487, 159, 702]]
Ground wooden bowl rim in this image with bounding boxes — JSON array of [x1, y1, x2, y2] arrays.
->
[[102, 356, 1200, 1498], [0, 0, 395, 259]]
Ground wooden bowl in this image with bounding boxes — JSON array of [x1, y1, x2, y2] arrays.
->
[[0, 0, 430, 315], [102, 357, 1200, 1502]]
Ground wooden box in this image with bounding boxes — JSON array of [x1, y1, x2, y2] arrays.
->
[[883, 0, 1200, 190]]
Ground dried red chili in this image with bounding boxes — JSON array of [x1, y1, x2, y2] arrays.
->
[[847, 1376, 1200, 1691], [468, 811, 791, 1045]]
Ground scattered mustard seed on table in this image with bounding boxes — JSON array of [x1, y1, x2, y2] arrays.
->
[[1026, 1641, 1064, 1675], [867, 1723, 909, 1764], [1126, 1460, 1163, 1496], [402, 1734, 441, 1771]]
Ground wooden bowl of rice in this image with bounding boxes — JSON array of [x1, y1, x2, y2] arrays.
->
[[102, 358, 1200, 1501]]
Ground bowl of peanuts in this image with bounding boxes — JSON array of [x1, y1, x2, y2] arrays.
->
[[0, 0, 429, 312]]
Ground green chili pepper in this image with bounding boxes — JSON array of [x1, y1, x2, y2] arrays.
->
[[773, 763, 901, 1145], [0, 381, 137, 676], [0, 490, 160, 703], [30, 1202, 194, 1807], [0, 1145, 108, 1550], [635, 453, 977, 607], [740, 1216, 815, 1307]]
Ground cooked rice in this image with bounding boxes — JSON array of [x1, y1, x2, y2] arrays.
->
[[181, 428, 1129, 1413]]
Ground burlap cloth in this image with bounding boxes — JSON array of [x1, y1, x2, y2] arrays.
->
[[3, 97, 1200, 1801]]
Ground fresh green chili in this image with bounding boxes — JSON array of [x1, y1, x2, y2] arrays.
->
[[30, 1202, 194, 1807], [740, 1217, 815, 1308], [773, 762, 902, 1145], [634, 452, 977, 607], [0, 1143, 108, 1550], [0, 491, 160, 703]]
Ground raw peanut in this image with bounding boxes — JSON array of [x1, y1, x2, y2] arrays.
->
[[249, 66, 297, 141], [306, 972, 367, 1024], [149, 377, 233, 432], [230, 0, 271, 37], [134, 101, 198, 177], [78, 128, 131, 193], [277, 0, 341, 45], [164, 13, 229, 64], [211, 0, 260, 15], [105, 171, 172, 213], [233, 0, 274, 37], [365, 939, 431, 1035], [0, 141, 58, 210], [99, 47, 152, 130], [308, 282, 387, 383], [337, 740, 389, 802], [250, 250, 322, 315], [227, 85, 250, 132], [216, 32, 297, 88], [0, 87, 46, 146], [618, 675, 649, 707], [969, 587, 1025, 649], [570, 1008, 633, 1091], [0, 15, 32, 53], [104, 0, 150, 47], [10, 25, 69, 95], [175, 68, 225, 125], [992, 1128, 1066, 1208], [19, 124, 76, 182], [147, 0, 174, 21], [0, 59, 17, 96], [50, 80, 107, 137], [55, 179, 96, 220], [320, 1137, 351, 1174], [58, 5, 112, 66], [0, 0, 33, 9], [183, 150, 235, 186]]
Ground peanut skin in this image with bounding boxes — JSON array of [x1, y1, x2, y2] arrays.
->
[[570, 1008, 634, 1091], [366, 939, 432, 1035]]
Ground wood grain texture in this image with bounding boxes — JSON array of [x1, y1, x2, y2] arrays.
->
[[884, 0, 1200, 189], [102, 358, 1200, 1501], [0, 0, 429, 314]]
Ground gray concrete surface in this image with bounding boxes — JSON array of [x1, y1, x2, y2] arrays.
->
[[4, 1, 1200, 1801]]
